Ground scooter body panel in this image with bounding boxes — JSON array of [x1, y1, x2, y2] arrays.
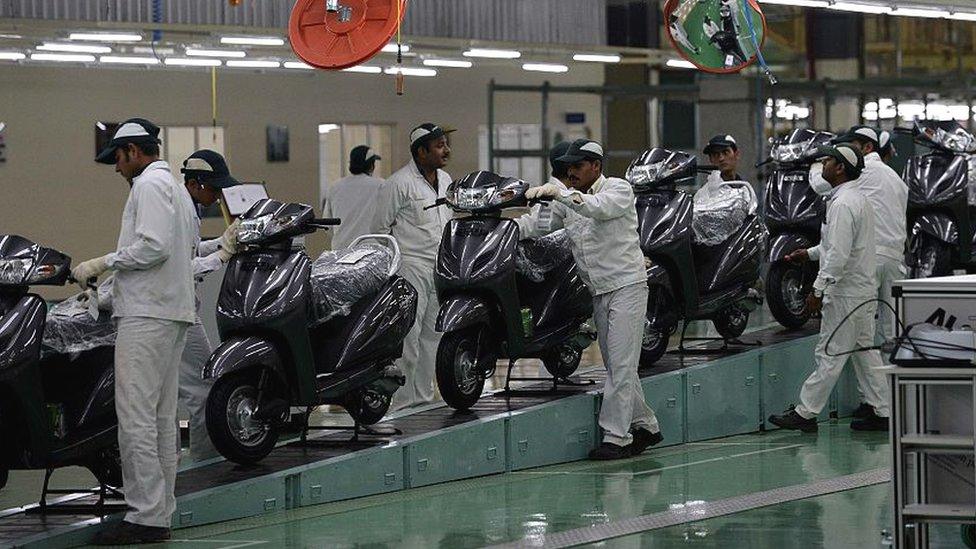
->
[[911, 213, 958, 246], [637, 191, 698, 314], [905, 152, 974, 265], [515, 254, 593, 354], [695, 216, 766, 296], [203, 336, 288, 385], [436, 295, 492, 333], [767, 232, 818, 265], [763, 168, 824, 232]]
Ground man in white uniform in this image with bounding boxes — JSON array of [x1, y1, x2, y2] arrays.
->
[[374, 123, 454, 410], [73, 118, 197, 545], [770, 143, 890, 433], [179, 149, 243, 462], [323, 145, 384, 250], [518, 139, 662, 460]]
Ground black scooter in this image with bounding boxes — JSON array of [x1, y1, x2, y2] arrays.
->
[[431, 171, 594, 410], [627, 148, 765, 366], [204, 199, 418, 464], [902, 120, 976, 278], [759, 128, 833, 329], [0, 235, 121, 502]]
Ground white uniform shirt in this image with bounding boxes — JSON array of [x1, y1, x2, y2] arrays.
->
[[105, 161, 197, 323], [323, 173, 385, 250], [808, 183, 877, 298], [516, 175, 646, 296], [375, 161, 452, 265], [856, 152, 908, 262]]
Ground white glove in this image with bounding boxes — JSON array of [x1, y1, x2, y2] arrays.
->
[[219, 219, 241, 255], [525, 183, 561, 200], [71, 255, 110, 289]]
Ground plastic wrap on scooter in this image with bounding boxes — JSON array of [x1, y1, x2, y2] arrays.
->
[[516, 229, 574, 283], [41, 293, 116, 357], [692, 183, 755, 246], [968, 155, 976, 206], [310, 243, 395, 323]]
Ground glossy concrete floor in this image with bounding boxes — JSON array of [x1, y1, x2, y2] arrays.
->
[[80, 422, 959, 549]]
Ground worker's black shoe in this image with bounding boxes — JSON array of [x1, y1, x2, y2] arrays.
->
[[768, 407, 818, 433], [627, 427, 663, 456], [588, 442, 631, 461], [850, 409, 890, 432], [92, 521, 171, 545], [853, 402, 874, 419]]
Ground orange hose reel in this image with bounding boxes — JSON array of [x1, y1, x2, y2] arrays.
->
[[289, 0, 408, 70]]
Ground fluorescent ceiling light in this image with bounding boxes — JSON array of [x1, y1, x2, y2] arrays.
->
[[220, 36, 285, 46], [100, 55, 160, 65], [573, 53, 621, 63], [0, 51, 26, 61], [0, 34, 24, 39], [37, 43, 111, 54], [186, 48, 246, 58], [164, 57, 222, 67], [381, 43, 410, 53], [384, 66, 437, 77], [283, 61, 314, 69], [951, 12, 976, 21], [226, 60, 281, 68], [69, 32, 141, 42], [522, 63, 569, 73], [31, 53, 95, 62], [422, 59, 472, 68], [758, 0, 829, 6], [343, 65, 382, 73], [318, 124, 340, 134], [829, 2, 891, 14], [890, 7, 950, 18], [666, 59, 696, 69], [463, 48, 521, 59], [133, 46, 175, 55]]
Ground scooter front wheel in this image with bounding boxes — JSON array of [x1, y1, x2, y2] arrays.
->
[[766, 261, 810, 330], [909, 233, 952, 279], [641, 319, 675, 368], [206, 371, 280, 465], [436, 328, 491, 411]]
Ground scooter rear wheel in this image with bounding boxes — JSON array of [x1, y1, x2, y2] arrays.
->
[[713, 307, 749, 340], [207, 372, 280, 465], [541, 344, 583, 379], [767, 261, 810, 330], [436, 328, 490, 411], [641, 319, 675, 368], [343, 389, 391, 426]]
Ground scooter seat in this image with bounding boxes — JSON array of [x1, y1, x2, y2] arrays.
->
[[310, 243, 395, 323], [516, 229, 574, 283]]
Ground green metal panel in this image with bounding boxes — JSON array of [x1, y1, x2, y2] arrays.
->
[[760, 336, 828, 429], [686, 352, 762, 441], [173, 475, 286, 529], [300, 444, 404, 506], [640, 370, 685, 447], [506, 394, 598, 471], [404, 418, 507, 488]]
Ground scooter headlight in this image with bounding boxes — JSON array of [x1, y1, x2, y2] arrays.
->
[[928, 126, 976, 154], [238, 214, 273, 244], [0, 258, 33, 285], [770, 141, 810, 162], [627, 160, 683, 186], [447, 186, 517, 210]]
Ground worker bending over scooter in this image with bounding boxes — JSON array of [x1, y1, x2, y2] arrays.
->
[[517, 139, 663, 460]]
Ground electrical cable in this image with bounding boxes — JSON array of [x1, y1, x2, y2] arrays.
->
[[740, 0, 776, 85]]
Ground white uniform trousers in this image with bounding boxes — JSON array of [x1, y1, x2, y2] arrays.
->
[[391, 260, 441, 411], [178, 323, 217, 462]]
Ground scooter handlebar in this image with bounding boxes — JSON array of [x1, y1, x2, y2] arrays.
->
[[67, 275, 98, 291], [309, 218, 341, 229], [424, 197, 448, 210]]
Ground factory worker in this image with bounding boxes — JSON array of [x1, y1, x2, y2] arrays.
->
[[703, 134, 746, 182], [770, 143, 890, 433], [179, 149, 243, 462], [74, 118, 197, 545], [517, 139, 663, 460], [323, 145, 384, 250], [374, 123, 454, 410]]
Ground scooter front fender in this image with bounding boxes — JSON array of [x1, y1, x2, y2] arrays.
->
[[645, 261, 672, 292], [203, 336, 287, 386], [435, 296, 492, 334], [912, 213, 958, 246], [768, 233, 816, 264]]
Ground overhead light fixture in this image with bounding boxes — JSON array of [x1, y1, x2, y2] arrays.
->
[[220, 36, 285, 46], [829, 2, 891, 14], [283, 61, 314, 69], [666, 59, 696, 69], [573, 53, 621, 63], [31, 53, 96, 63], [226, 60, 281, 68], [890, 7, 950, 18], [463, 48, 521, 59], [69, 32, 141, 42], [0, 51, 26, 61], [133, 46, 175, 55], [950, 11, 976, 21], [757, 0, 829, 6], [422, 59, 472, 68], [37, 43, 111, 54], [381, 43, 410, 53], [164, 57, 222, 67], [186, 48, 246, 58], [384, 66, 437, 77], [318, 124, 340, 134], [0, 34, 24, 39], [100, 55, 160, 65], [343, 65, 383, 73], [522, 63, 569, 73]]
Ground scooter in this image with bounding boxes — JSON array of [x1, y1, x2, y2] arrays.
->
[[204, 199, 418, 464], [759, 128, 833, 329], [431, 171, 594, 411], [626, 148, 765, 366], [0, 234, 122, 501], [902, 120, 976, 278]]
